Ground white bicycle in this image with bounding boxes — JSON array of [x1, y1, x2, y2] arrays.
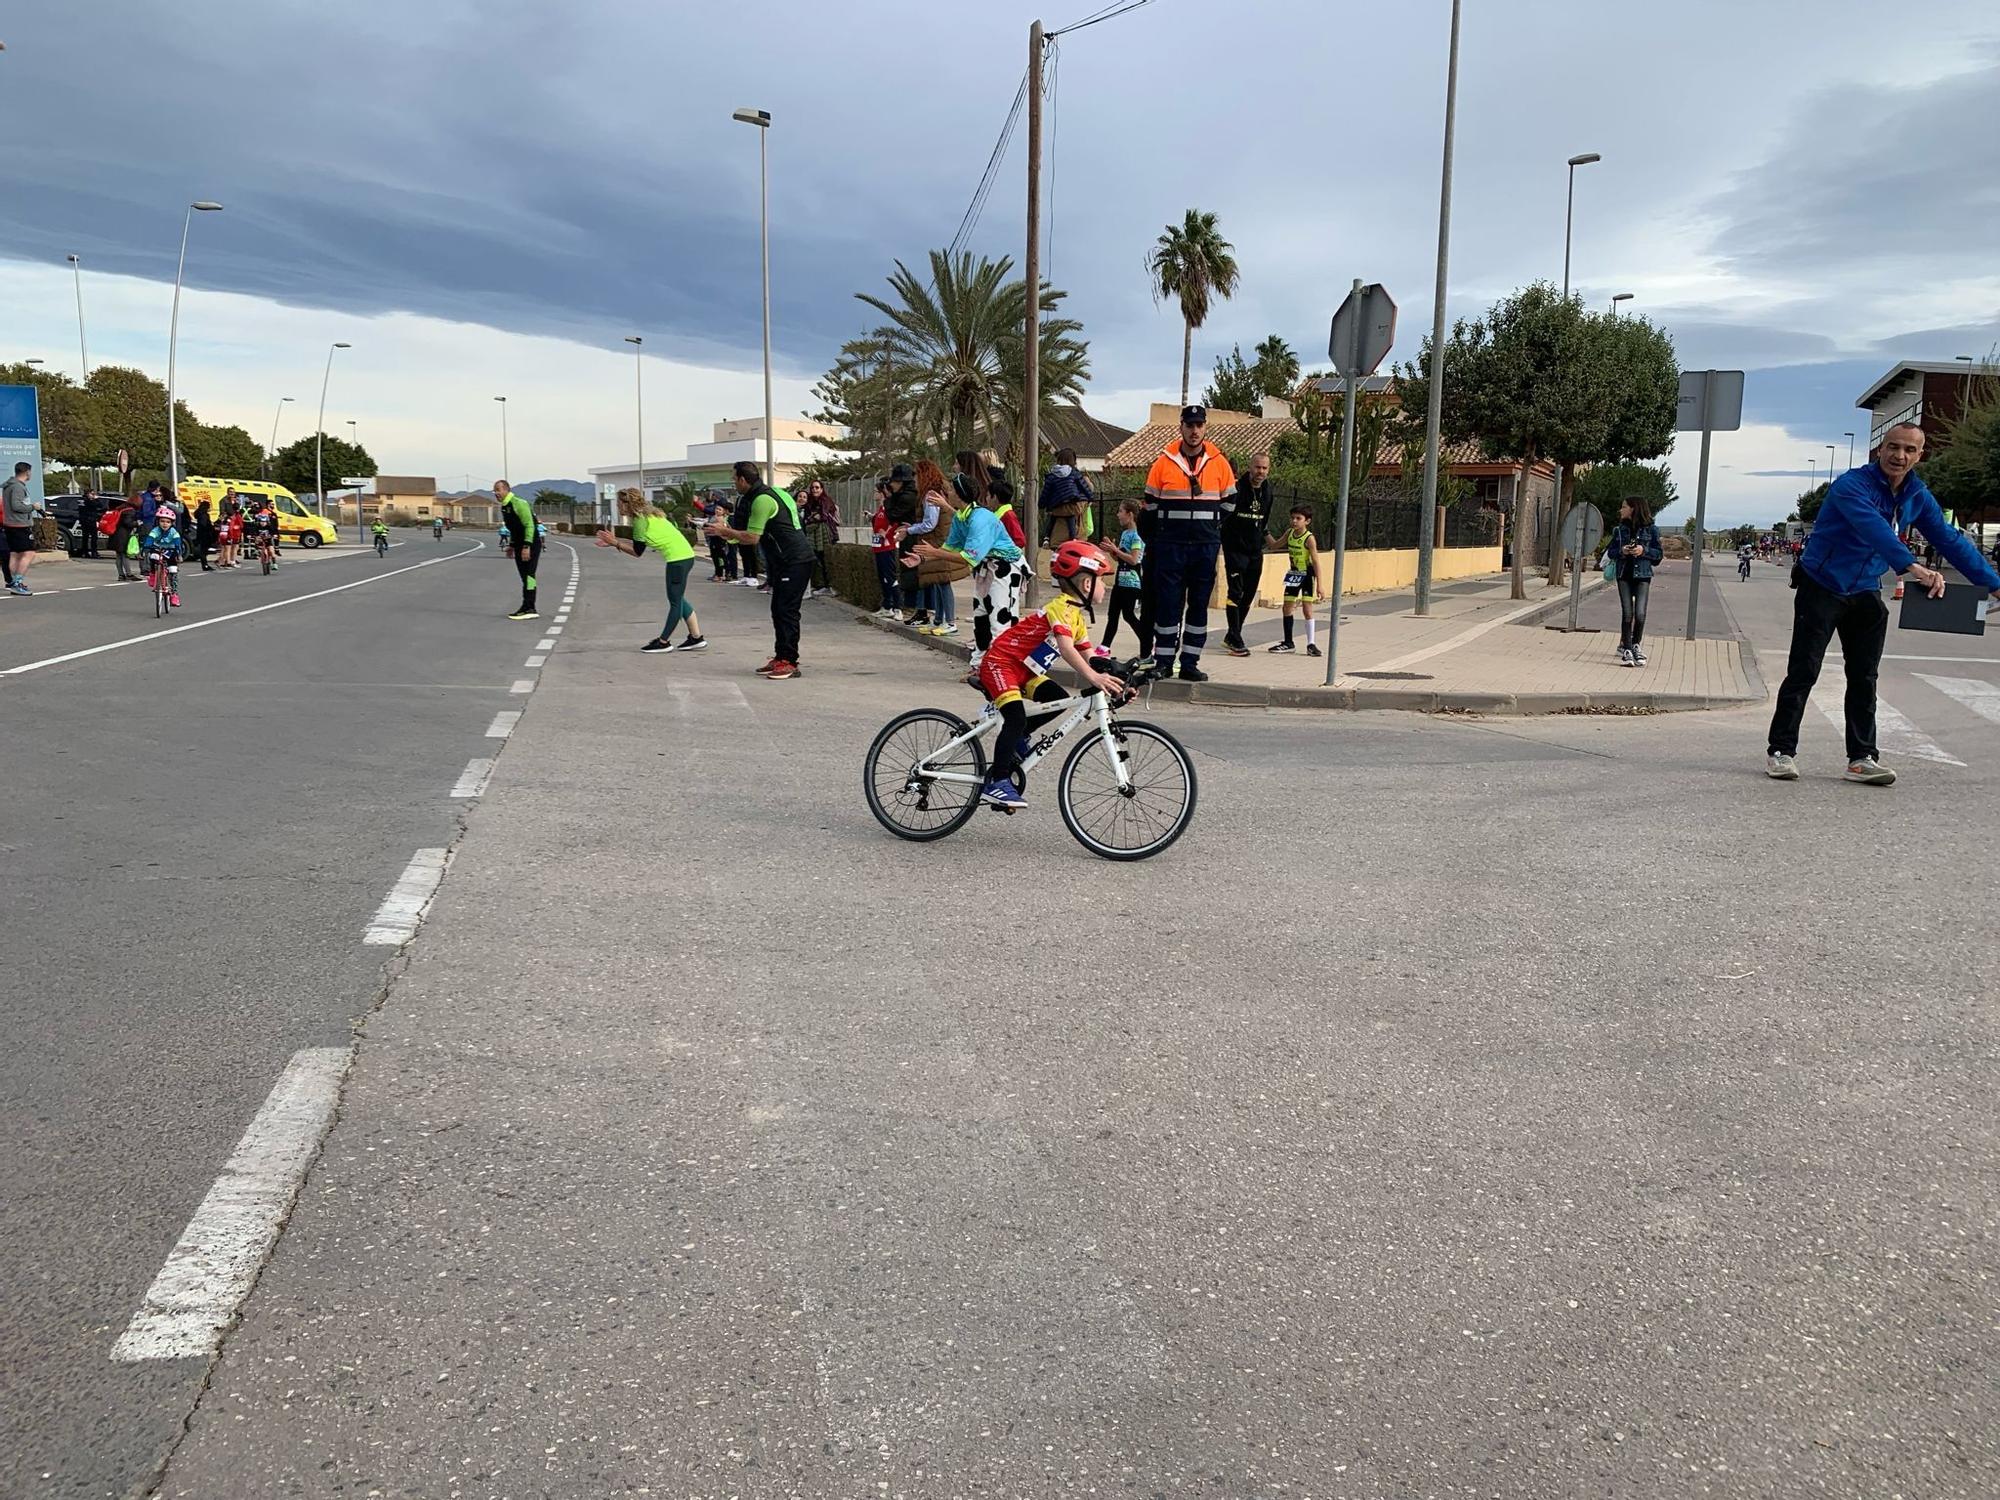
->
[[863, 658, 1198, 861]]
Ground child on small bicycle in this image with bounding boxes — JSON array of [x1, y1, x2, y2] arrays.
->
[[142, 505, 187, 606], [975, 540, 1127, 810]]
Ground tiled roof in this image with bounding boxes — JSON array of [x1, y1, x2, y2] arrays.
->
[[1000, 404, 1136, 461]]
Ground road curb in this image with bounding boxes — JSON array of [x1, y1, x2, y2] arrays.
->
[[1515, 573, 1610, 627], [840, 597, 1758, 715]]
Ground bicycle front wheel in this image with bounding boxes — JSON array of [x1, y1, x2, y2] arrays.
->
[[864, 708, 987, 842], [1057, 718, 1197, 861], [152, 570, 165, 618]]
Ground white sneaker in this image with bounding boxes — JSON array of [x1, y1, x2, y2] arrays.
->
[[1844, 757, 1896, 786], [1765, 752, 1799, 780], [1617, 646, 1634, 666]]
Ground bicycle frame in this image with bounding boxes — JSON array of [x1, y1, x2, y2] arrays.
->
[[917, 693, 1132, 791]]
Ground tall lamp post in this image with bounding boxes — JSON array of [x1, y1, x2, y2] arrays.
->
[[66, 253, 89, 378], [625, 334, 645, 527], [1609, 292, 1633, 316], [1956, 354, 1976, 417], [1542, 152, 1600, 583], [1842, 430, 1855, 472], [166, 200, 224, 493], [1825, 444, 1836, 488], [494, 396, 509, 485], [265, 396, 293, 480], [1413, 0, 1462, 616], [314, 341, 350, 532], [732, 107, 775, 484]]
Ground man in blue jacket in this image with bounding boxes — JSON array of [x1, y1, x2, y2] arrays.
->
[[1767, 422, 2000, 784]]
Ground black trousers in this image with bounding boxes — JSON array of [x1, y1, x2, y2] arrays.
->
[[1616, 576, 1651, 648], [1222, 543, 1262, 644], [738, 543, 761, 580], [709, 537, 737, 578], [514, 539, 543, 611], [1767, 569, 1888, 761], [1101, 582, 1145, 648], [769, 555, 810, 663]]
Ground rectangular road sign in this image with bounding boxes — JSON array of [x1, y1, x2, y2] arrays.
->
[[1329, 283, 1397, 377], [1677, 370, 1744, 432]]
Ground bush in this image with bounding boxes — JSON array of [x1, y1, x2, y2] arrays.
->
[[829, 541, 891, 609], [32, 516, 63, 552]]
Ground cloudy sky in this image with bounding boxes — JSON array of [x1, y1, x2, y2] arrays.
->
[[3, 0, 1996, 522]]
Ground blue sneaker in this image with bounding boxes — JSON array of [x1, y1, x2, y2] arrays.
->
[[980, 778, 1027, 810]]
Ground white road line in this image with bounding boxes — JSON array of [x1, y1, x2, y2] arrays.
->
[[0, 543, 485, 677], [111, 1048, 351, 1361], [524, 654, 547, 668], [535, 637, 557, 651], [451, 758, 496, 798], [485, 711, 521, 738], [1915, 674, 2000, 725], [363, 848, 449, 945], [1812, 684, 1963, 767], [545, 625, 563, 635], [509, 678, 535, 693]]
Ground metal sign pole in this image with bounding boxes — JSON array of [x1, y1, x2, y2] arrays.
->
[[1686, 371, 1714, 641], [1325, 281, 1363, 686], [1564, 500, 1587, 629]]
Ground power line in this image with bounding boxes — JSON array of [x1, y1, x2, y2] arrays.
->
[[948, 66, 1030, 261], [1050, 0, 1158, 39]]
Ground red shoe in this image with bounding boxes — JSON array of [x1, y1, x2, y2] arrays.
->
[[169, 592, 181, 606], [763, 660, 800, 680], [753, 657, 782, 676]]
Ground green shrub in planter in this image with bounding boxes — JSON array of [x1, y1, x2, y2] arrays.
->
[[829, 542, 894, 609]]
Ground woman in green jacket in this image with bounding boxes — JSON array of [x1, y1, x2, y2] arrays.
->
[[596, 488, 709, 654]]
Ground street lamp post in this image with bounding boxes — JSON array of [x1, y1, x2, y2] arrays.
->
[[1610, 292, 1633, 316], [1842, 431, 1855, 472], [265, 396, 293, 480], [1413, 0, 1462, 616], [1544, 152, 1600, 584], [1956, 354, 1976, 417], [166, 200, 223, 493], [732, 107, 775, 485], [66, 253, 88, 378], [1807, 457, 1817, 493], [1825, 444, 1836, 488], [494, 396, 509, 485], [625, 334, 644, 529], [314, 341, 350, 533]]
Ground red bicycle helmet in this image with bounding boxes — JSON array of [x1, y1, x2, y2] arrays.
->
[[1049, 540, 1110, 580]]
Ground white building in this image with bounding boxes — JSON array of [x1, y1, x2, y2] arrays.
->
[[590, 416, 853, 504]]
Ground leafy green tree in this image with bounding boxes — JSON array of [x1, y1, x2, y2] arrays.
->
[[1395, 283, 1678, 600], [182, 423, 262, 478], [1796, 481, 1829, 524], [270, 435, 374, 498], [1252, 335, 1300, 399], [1926, 370, 2000, 525], [1201, 345, 1261, 413], [1146, 209, 1240, 406], [1572, 461, 1677, 532], [850, 249, 1088, 465]]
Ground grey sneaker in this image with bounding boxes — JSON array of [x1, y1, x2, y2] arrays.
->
[[1844, 757, 1897, 786], [1631, 646, 1648, 665], [1617, 646, 1634, 666], [1765, 752, 1800, 780]]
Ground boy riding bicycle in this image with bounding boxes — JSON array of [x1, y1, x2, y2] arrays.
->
[[975, 540, 1127, 810]]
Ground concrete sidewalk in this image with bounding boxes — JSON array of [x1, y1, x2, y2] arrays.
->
[[869, 561, 1761, 714]]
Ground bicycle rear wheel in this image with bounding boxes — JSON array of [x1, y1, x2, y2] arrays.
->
[[1057, 718, 1197, 861], [260, 548, 271, 576], [864, 709, 987, 842], [152, 567, 165, 618]]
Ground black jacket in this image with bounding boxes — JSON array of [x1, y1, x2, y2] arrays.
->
[[1221, 478, 1274, 552]]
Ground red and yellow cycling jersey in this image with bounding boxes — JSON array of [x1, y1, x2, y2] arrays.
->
[[979, 594, 1092, 705]]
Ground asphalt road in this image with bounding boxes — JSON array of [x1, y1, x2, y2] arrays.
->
[[97, 558, 1996, 1498], [0, 535, 578, 1500]]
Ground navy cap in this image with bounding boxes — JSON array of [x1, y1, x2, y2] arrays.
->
[[1180, 404, 1207, 425]]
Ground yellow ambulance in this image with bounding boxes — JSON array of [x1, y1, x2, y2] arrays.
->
[[175, 478, 340, 548]]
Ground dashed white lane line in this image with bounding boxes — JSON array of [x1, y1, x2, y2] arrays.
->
[[535, 637, 557, 651], [111, 1047, 352, 1361], [524, 654, 547, 668], [0, 543, 485, 676], [1915, 673, 2000, 725], [363, 848, 449, 945], [451, 758, 497, 798], [509, 679, 535, 694], [485, 711, 522, 738], [546, 625, 563, 635]]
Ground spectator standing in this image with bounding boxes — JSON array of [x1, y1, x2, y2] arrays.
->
[[192, 499, 220, 571], [798, 477, 840, 597], [707, 460, 815, 679], [496, 478, 542, 619], [1038, 446, 1095, 547], [913, 451, 1024, 662], [1143, 404, 1235, 682], [698, 492, 738, 581], [1220, 452, 1274, 655], [597, 487, 708, 654], [726, 479, 766, 589], [1266, 505, 1323, 656], [1608, 496, 1663, 666], [1766, 422, 2000, 784], [904, 459, 959, 634], [218, 497, 243, 568], [110, 496, 143, 580], [882, 463, 923, 615], [2, 461, 37, 595], [77, 491, 104, 559], [1100, 498, 1146, 650], [138, 481, 162, 531], [868, 479, 901, 615]]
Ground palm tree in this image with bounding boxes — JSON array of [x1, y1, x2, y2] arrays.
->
[[854, 249, 1089, 463], [1252, 335, 1300, 399], [1147, 209, 1240, 406]]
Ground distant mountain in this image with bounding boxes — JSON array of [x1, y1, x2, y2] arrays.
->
[[438, 478, 595, 502]]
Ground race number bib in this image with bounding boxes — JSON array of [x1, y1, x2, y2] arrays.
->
[[1026, 638, 1061, 674], [1283, 569, 1309, 592]]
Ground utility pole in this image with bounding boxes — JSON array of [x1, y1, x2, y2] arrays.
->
[[1022, 17, 1045, 573], [1414, 0, 1462, 615]]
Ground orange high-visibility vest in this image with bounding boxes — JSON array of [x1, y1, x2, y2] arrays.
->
[[1144, 441, 1236, 536]]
